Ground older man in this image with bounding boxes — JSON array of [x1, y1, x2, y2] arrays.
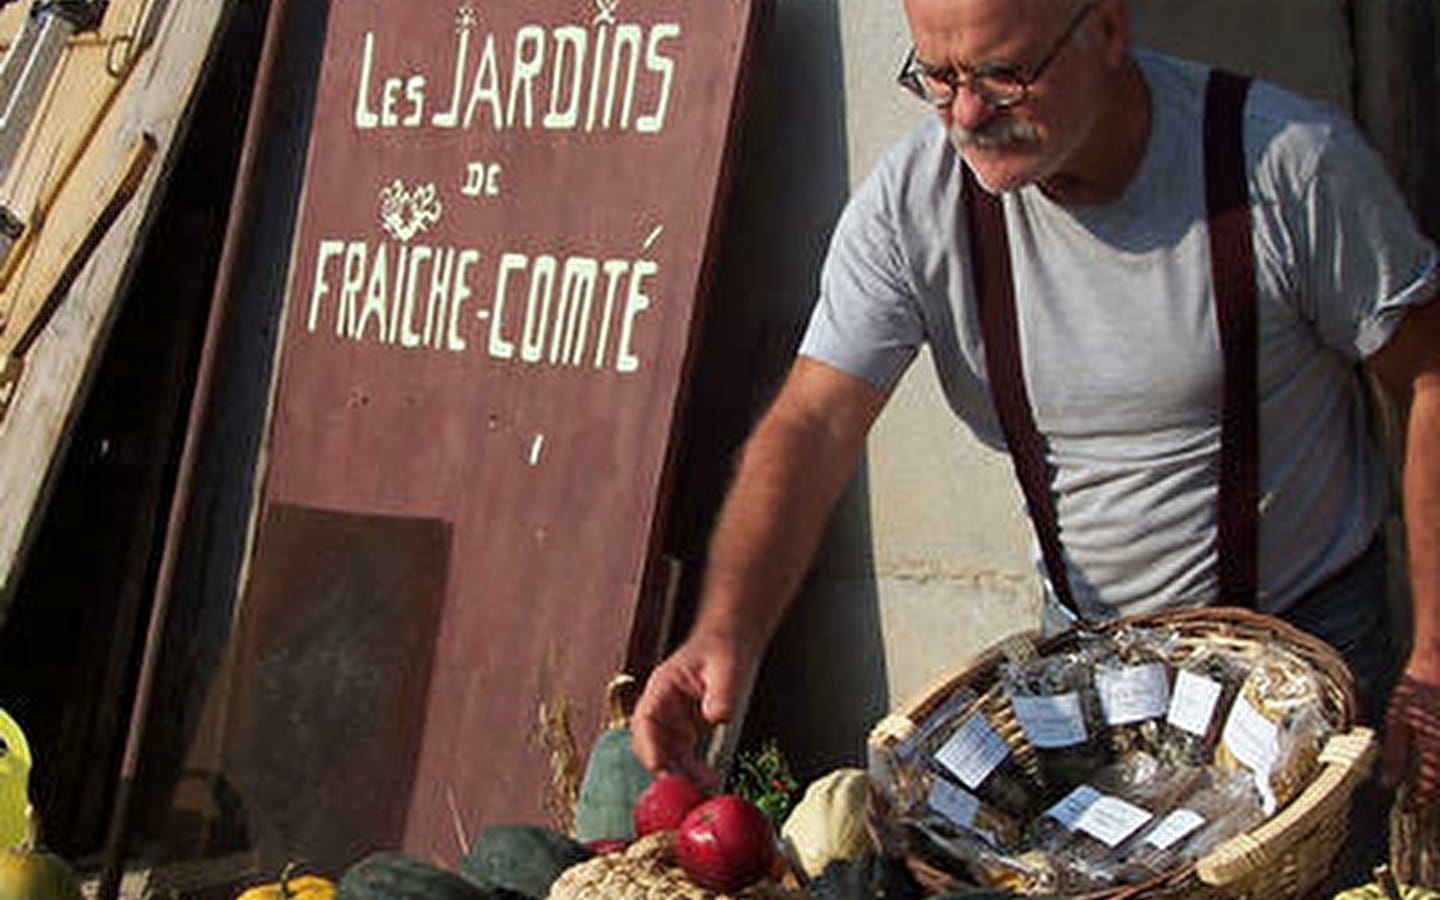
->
[[633, 0, 1440, 848]]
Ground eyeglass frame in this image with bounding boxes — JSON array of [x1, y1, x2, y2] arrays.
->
[[896, 1, 1100, 110]]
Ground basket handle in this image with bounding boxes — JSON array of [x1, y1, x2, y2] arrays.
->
[[1195, 727, 1377, 887]]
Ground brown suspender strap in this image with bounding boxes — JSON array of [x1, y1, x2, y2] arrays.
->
[[963, 169, 1079, 615], [1204, 69, 1257, 604], [966, 68, 1256, 618]]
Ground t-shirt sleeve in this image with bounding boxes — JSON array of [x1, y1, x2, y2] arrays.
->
[[798, 163, 925, 389], [1284, 114, 1440, 359]]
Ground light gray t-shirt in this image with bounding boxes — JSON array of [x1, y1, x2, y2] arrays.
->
[[800, 50, 1439, 619]]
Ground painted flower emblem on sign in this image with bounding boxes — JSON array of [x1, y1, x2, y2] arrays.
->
[[379, 180, 443, 243]]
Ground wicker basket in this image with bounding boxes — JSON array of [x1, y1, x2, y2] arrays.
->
[[865, 607, 1378, 900]]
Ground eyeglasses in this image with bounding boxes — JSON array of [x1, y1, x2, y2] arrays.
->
[[897, 2, 1099, 109]]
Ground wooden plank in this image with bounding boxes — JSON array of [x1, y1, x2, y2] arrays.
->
[[0, 0, 232, 608], [246, 0, 765, 863]]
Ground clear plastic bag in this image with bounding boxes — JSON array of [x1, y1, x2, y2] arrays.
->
[[1213, 646, 1332, 813], [1091, 627, 1177, 758], [921, 698, 1040, 821], [1157, 646, 1251, 767], [1023, 752, 1208, 894], [867, 688, 1028, 853], [1023, 782, 1158, 893], [1000, 643, 1110, 795], [1112, 766, 1266, 882]]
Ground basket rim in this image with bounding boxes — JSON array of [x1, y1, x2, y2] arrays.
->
[[869, 606, 1358, 749]]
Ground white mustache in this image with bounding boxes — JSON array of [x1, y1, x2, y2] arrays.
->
[[950, 118, 1041, 149]]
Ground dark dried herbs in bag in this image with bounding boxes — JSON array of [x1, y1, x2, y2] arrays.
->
[[1158, 646, 1250, 767], [868, 688, 1028, 853], [1091, 627, 1175, 757], [1001, 645, 1109, 795], [925, 698, 1040, 821]]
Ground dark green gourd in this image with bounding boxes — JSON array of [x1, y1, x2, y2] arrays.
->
[[572, 674, 653, 843], [460, 824, 592, 899], [338, 852, 513, 900]]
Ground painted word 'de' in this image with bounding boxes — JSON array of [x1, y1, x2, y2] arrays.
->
[[306, 240, 657, 374]]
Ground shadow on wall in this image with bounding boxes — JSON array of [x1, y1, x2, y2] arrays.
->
[[1126, 0, 1355, 116], [663, 0, 890, 782]]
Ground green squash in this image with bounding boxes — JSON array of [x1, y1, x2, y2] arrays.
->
[[573, 674, 652, 843], [460, 825, 592, 899], [337, 852, 508, 900], [574, 726, 652, 842]]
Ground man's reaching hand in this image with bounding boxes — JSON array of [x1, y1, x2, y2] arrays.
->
[[631, 631, 758, 788]]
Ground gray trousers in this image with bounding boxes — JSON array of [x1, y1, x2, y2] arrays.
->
[[1277, 535, 1397, 890]]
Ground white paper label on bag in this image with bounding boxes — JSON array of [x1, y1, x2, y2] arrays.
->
[[1081, 796, 1153, 847], [1011, 692, 1088, 748], [1145, 808, 1206, 850], [1045, 784, 1103, 829], [934, 712, 1011, 789], [1166, 670, 1223, 736], [927, 779, 981, 829], [1097, 663, 1170, 725], [1220, 695, 1281, 813], [1044, 785, 1153, 847]]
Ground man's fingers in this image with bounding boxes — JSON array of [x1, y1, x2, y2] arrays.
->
[[1384, 700, 1415, 790], [697, 651, 747, 725], [630, 635, 754, 780], [633, 698, 700, 770], [1416, 752, 1440, 807], [630, 653, 723, 777], [700, 687, 735, 725], [1383, 674, 1440, 809], [1411, 719, 1440, 807], [633, 715, 703, 777], [660, 753, 721, 791]]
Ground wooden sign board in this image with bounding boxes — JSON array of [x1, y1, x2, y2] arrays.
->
[[235, 0, 765, 863]]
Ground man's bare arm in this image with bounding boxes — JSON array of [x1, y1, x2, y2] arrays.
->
[[1366, 295, 1440, 806], [631, 357, 891, 780], [693, 357, 892, 658]]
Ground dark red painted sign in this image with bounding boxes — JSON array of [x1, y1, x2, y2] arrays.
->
[[238, 0, 764, 865]]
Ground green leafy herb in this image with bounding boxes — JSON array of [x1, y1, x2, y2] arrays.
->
[[728, 738, 799, 829]]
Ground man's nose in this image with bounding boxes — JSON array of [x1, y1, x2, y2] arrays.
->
[[946, 84, 995, 131]]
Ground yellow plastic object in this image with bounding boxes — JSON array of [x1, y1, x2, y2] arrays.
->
[[235, 866, 336, 900], [0, 710, 33, 852], [778, 768, 874, 879]]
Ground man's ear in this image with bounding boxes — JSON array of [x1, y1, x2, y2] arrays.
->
[[1093, 0, 1132, 69]]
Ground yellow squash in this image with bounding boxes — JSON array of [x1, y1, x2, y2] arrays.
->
[[0, 710, 35, 852], [1331, 884, 1440, 900], [0, 849, 83, 900], [235, 866, 336, 900]]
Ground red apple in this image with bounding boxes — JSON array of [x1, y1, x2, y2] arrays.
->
[[584, 838, 629, 855], [632, 774, 708, 836], [675, 794, 776, 892]]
